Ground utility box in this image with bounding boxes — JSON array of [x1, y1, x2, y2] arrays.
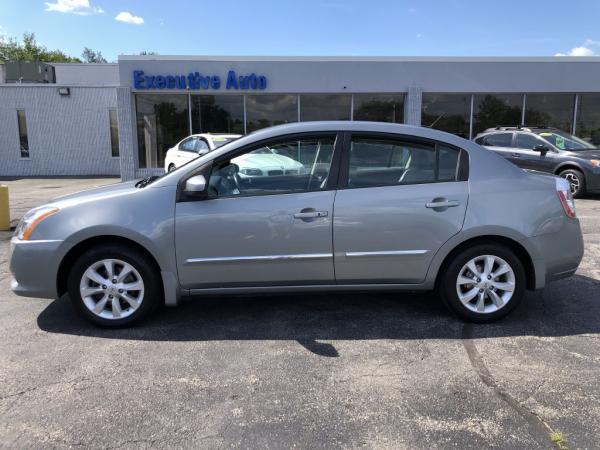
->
[[5, 61, 56, 83]]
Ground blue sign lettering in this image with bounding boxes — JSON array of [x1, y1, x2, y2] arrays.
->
[[133, 70, 267, 91]]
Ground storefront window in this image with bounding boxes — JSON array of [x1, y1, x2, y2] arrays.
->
[[472, 94, 523, 135], [576, 94, 600, 145], [191, 95, 244, 135], [421, 94, 471, 138], [136, 94, 189, 168], [246, 94, 298, 132], [353, 94, 404, 123], [300, 94, 352, 121], [524, 94, 575, 132]]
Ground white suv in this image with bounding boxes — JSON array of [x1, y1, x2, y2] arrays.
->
[[164, 134, 240, 172]]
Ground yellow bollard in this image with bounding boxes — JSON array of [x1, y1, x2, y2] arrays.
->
[[0, 185, 10, 231]]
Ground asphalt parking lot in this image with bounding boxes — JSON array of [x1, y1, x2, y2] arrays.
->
[[1, 178, 600, 449]]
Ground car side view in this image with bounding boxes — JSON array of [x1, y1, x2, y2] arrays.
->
[[474, 126, 600, 198], [164, 133, 240, 172], [10, 122, 584, 327]]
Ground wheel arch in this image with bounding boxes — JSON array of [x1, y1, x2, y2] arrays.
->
[[433, 235, 537, 291], [554, 162, 584, 176]]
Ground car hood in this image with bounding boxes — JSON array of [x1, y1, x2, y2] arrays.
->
[[49, 180, 140, 207]]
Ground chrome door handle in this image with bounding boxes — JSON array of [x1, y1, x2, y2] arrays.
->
[[425, 200, 460, 208], [294, 211, 328, 219], [511, 153, 521, 157]]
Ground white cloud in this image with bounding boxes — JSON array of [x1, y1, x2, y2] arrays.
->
[[115, 11, 144, 25], [556, 39, 600, 56], [45, 0, 104, 15]]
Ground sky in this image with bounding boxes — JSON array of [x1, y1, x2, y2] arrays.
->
[[0, 0, 599, 61]]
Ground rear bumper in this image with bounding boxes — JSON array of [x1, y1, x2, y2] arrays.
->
[[9, 237, 63, 299], [527, 218, 584, 289]]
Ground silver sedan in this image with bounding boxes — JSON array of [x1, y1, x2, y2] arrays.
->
[[9, 121, 584, 326]]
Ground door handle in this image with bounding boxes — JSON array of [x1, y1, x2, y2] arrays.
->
[[294, 210, 328, 219], [511, 153, 521, 158], [425, 200, 460, 209]]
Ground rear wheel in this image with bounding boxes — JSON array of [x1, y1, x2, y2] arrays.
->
[[439, 243, 525, 323], [67, 244, 161, 327], [559, 168, 585, 198]]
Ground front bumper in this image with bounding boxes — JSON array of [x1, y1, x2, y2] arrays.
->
[[9, 237, 64, 299], [583, 167, 600, 193]]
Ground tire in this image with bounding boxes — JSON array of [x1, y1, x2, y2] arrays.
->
[[439, 243, 526, 323], [168, 164, 176, 172], [67, 244, 162, 327], [559, 168, 585, 198]]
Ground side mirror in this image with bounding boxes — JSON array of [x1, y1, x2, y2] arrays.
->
[[198, 148, 209, 156], [534, 144, 549, 155], [184, 175, 207, 196]]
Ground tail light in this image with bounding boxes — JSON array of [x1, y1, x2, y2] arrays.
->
[[556, 178, 577, 218]]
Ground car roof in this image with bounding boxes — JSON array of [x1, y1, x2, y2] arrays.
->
[[480, 126, 559, 134], [190, 133, 241, 139]]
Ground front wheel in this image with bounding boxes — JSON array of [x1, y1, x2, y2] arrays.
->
[[559, 169, 585, 198], [439, 243, 525, 323], [67, 244, 162, 327]]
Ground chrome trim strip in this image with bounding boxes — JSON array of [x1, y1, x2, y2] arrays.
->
[[345, 250, 429, 257], [185, 253, 333, 264]]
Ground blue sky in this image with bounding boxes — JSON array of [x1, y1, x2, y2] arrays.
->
[[1, 0, 599, 61]]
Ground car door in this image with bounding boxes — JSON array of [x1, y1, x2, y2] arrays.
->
[[512, 132, 557, 173], [477, 132, 519, 165], [178, 137, 198, 164], [175, 133, 341, 289], [333, 134, 468, 284]]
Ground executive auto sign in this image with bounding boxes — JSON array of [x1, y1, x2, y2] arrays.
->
[[133, 70, 267, 91]]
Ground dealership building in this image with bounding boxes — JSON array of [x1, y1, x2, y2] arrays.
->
[[1, 55, 600, 180]]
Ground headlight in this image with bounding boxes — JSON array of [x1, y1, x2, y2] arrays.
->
[[14, 207, 59, 240], [590, 159, 600, 168]]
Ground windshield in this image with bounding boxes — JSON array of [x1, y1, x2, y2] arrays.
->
[[212, 137, 238, 148], [536, 130, 596, 151]]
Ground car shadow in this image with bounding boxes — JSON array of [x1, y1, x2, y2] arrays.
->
[[37, 274, 600, 356]]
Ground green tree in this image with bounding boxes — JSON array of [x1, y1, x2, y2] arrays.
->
[[0, 32, 81, 62], [81, 47, 107, 63]]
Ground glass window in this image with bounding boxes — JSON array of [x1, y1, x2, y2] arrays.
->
[[524, 94, 575, 132], [208, 136, 336, 198], [575, 94, 600, 145], [136, 94, 190, 168], [479, 133, 513, 147], [535, 130, 595, 151], [246, 95, 298, 133], [348, 138, 459, 188], [109, 109, 119, 157], [197, 139, 209, 151], [300, 94, 351, 121], [179, 137, 197, 152], [191, 95, 244, 135], [17, 110, 29, 158], [472, 94, 523, 136], [515, 133, 543, 150], [421, 94, 471, 138], [353, 94, 404, 123]]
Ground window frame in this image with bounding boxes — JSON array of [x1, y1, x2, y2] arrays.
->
[[337, 132, 468, 190], [17, 109, 30, 159], [177, 131, 345, 202], [108, 108, 120, 158]]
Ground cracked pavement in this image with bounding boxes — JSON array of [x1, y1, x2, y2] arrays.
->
[[1, 178, 600, 449]]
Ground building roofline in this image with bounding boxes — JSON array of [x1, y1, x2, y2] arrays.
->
[[118, 55, 600, 63]]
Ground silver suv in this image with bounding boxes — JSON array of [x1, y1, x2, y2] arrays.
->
[[9, 122, 584, 327]]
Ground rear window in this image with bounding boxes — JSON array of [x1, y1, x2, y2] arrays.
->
[[477, 133, 513, 147]]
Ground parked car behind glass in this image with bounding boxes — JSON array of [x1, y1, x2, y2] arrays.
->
[[10, 122, 583, 327], [164, 133, 240, 172], [474, 126, 600, 198]]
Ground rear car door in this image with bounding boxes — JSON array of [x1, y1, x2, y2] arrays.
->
[[477, 132, 519, 165], [333, 134, 469, 284], [512, 132, 557, 173], [175, 133, 341, 289]]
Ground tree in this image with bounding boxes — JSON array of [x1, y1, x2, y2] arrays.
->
[[0, 32, 81, 62], [81, 47, 107, 63], [139, 51, 158, 56]]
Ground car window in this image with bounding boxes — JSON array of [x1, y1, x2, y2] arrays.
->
[[347, 138, 460, 188], [208, 136, 336, 198], [196, 139, 209, 151], [515, 133, 543, 150], [179, 138, 197, 152], [480, 133, 513, 147]]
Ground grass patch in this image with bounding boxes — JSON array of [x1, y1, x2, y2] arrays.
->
[[550, 431, 568, 450]]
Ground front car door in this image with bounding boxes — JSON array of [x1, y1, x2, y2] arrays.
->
[[175, 133, 341, 289], [512, 132, 558, 173], [178, 137, 198, 164], [333, 134, 469, 284]]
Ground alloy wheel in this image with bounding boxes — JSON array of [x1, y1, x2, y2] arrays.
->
[[562, 173, 580, 195], [455, 254, 515, 314], [79, 259, 145, 320]]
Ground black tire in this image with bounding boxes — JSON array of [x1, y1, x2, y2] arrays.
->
[[439, 243, 526, 323], [168, 164, 176, 172], [67, 244, 162, 327], [559, 168, 586, 198]]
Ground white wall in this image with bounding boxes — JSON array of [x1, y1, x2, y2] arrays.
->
[[0, 85, 120, 176], [53, 63, 119, 86]]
